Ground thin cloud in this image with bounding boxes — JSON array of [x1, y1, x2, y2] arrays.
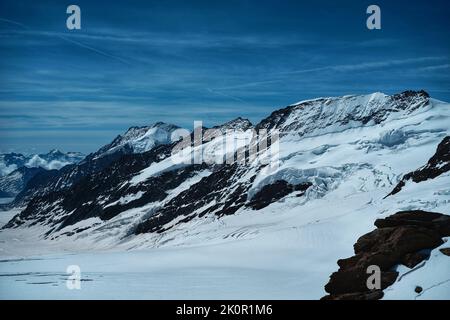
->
[[417, 64, 450, 71], [206, 88, 247, 103], [278, 57, 446, 75], [214, 57, 447, 91]]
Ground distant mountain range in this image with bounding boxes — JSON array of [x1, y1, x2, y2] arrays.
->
[[0, 150, 86, 199], [0, 149, 85, 176]]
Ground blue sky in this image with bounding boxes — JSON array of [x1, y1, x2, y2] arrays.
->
[[0, 0, 449, 153]]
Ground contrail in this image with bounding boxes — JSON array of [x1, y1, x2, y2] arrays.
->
[[0, 17, 132, 66], [53, 33, 132, 66], [206, 88, 247, 103], [0, 18, 27, 28]]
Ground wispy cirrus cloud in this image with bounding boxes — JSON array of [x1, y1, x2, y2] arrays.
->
[[278, 56, 447, 75]]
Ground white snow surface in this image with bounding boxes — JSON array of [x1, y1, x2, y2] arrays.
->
[[0, 94, 449, 299]]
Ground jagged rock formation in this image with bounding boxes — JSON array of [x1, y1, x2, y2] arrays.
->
[[322, 210, 450, 300]]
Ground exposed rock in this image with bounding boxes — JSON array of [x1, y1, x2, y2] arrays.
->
[[415, 286, 423, 294], [439, 248, 450, 256], [401, 252, 429, 268], [323, 210, 450, 300], [386, 136, 450, 197], [245, 180, 312, 210], [321, 290, 384, 300], [374, 210, 450, 237], [134, 163, 255, 234]]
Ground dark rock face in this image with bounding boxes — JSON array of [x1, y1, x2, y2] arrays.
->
[[387, 136, 450, 197], [439, 248, 450, 256], [322, 210, 450, 300], [134, 163, 255, 234], [246, 180, 312, 210]]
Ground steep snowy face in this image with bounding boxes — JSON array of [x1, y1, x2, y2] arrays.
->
[[256, 90, 430, 137], [94, 122, 179, 158]]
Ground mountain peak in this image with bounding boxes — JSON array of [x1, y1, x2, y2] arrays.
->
[[256, 91, 431, 136], [45, 149, 65, 156], [95, 122, 180, 158], [213, 117, 253, 132]]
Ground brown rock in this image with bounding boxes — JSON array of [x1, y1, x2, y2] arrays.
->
[[321, 290, 384, 300], [323, 210, 450, 300], [439, 248, 450, 256], [401, 252, 428, 268]]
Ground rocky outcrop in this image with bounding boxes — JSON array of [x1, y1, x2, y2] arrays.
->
[[246, 180, 312, 210], [386, 136, 450, 197], [322, 210, 450, 300]]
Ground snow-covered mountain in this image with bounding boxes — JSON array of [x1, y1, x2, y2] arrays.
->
[[1, 90, 449, 299], [0, 150, 85, 200], [0, 149, 85, 177], [7, 122, 180, 207], [0, 167, 46, 198], [93, 122, 179, 159]]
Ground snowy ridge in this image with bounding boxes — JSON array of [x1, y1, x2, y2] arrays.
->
[[93, 122, 179, 159], [257, 90, 430, 137]]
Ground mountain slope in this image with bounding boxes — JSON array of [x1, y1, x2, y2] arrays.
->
[[0, 166, 46, 198], [5, 91, 449, 238], [1, 90, 449, 299], [9, 122, 180, 207]]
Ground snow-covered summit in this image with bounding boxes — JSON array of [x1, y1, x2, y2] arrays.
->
[[94, 122, 180, 158], [257, 90, 431, 137]]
